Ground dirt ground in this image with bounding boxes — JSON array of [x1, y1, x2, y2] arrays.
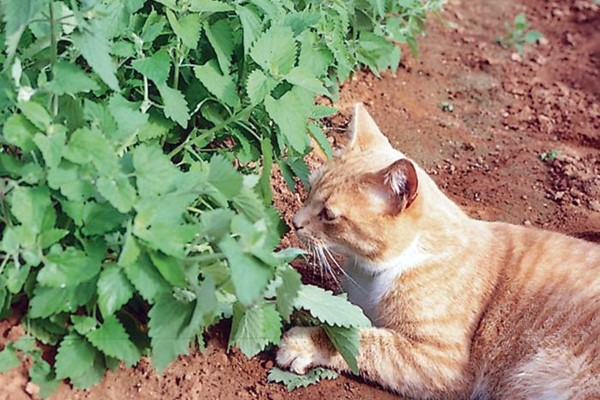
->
[[2, 0, 599, 399]]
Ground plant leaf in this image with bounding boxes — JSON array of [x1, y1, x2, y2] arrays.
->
[[86, 315, 141, 367], [54, 333, 97, 380], [275, 266, 301, 320], [122, 253, 171, 302], [219, 236, 272, 306], [268, 367, 338, 391], [157, 83, 190, 128], [194, 60, 240, 108], [148, 294, 195, 372], [250, 25, 297, 76], [131, 50, 171, 84], [46, 61, 100, 95], [229, 302, 281, 357], [323, 325, 360, 374], [37, 247, 100, 288], [204, 18, 234, 74], [294, 285, 371, 328], [72, 29, 119, 90], [0, 346, 21, 373], [97, 265, 135, 316], [264, 87, 312, 153]]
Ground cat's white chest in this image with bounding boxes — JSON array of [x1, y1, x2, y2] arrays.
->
[[343, 266, 394, 324], [342, 237, 430, 325]]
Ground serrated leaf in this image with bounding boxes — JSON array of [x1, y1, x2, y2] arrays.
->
[[29, 358, 59, 398], [0, 346, 21, 372], [47, 162, 95, 201], [299, 31, 333, 78], [250, 25, 297, 76], [1, 0, 50, 67], [148, 250, 187, 287], [264, 87, 312, 153], [133, 144, 181, 197], [323, 325, 360, 374], [69, 352, 106, 389], [166, 9, 201, 49], [86, 316, 141, 367], [3, 113, 37, 152], [119, 228, 141, 266], [229, 302, 281, 357], [9, 185, 52, 234], [33, 130, 66, 168], [72, 30, 119, 90], [204, 18, 234, 74], [281, 10, 321, 36], [246, 69, 274, 105], [38, 228, 68, 249], [6, 263, 30, 294], [18, 101, 52, 131], [236, 5, 262, 54], [294, 285, 371, 328], [54, 334, 97, 380], [131, 50, 171, 84], [189, 0, 234, 12], [157, 83, 190, 128], [71, 315, 98, 336], [46, 61, 100, 95], [308, 123, 333, 159], [97, 175, 137, 213], [28, 280, 96, 318], [219, 236, 272, 305], [107, 94, 149, 144], [97, 265, 135, 316], [81, 201, 127, 235], [24, 317, 66, 345], [268, 367, 338, 391], [199, 209, 234, 242], [276, 266, 301, 320], [194, 60, 240, 108], [285, 66, 327, 95], [148, 294, 195, 372], [208, 155, 243, 198], [37, 247, 100, 288]]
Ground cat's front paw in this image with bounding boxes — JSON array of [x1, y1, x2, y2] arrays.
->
[[276, 327, 327, 374]]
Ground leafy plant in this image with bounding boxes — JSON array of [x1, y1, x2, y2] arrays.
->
[[268, 367, 339, 390], [540, 149, 559, 162], [497, 13, 543, 54], [0, 0, 443, 395]]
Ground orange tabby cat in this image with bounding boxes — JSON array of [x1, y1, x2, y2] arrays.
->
[[276, 104, 600, 399]]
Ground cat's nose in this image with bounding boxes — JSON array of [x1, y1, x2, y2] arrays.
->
[[292, 214, 303, 230]]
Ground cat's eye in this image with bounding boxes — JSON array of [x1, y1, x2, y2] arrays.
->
[[319, 207, 338, 222]]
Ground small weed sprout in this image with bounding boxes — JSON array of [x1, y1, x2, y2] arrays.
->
[[540, 149, 560, 162], [497, 13, 543, 54]]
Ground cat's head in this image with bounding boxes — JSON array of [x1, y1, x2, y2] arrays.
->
[[293, 104, 425, 266]]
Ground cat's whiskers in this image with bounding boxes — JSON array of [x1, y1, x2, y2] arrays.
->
[[322, 245, 367, 294]]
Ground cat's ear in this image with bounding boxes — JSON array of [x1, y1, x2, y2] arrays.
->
[[368, 158, 419, 214], [344, 103, 391, 154]]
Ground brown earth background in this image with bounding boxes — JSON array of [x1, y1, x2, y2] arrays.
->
[[1, 0, 599, 398]]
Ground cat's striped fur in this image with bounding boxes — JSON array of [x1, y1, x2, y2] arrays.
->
[[276, 104, 600, 399]]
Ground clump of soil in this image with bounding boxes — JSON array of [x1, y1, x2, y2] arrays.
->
[[2, 0, 599, 399]]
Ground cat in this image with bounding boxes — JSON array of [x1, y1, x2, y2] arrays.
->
[[276, 104, 600, 400]]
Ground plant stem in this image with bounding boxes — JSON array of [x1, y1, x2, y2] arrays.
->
[[167, 105, 254, 159], [49, 3, 59, 116]]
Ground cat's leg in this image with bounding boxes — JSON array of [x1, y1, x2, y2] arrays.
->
[[277, 326, 469, 397]]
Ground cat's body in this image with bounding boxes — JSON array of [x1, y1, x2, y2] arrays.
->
[[276, 104, 600, 400]]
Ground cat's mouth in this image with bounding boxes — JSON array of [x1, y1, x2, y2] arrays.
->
[[299, 238, 357, 288]]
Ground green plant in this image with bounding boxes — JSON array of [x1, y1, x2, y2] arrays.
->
[[540, 149, 559, 162], [0, 0, 443, 395], [497, 13, 543, 54]]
